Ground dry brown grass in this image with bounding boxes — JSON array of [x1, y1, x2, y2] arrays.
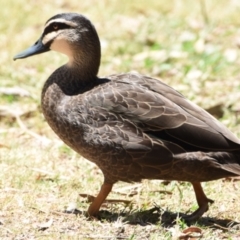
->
[[1, 0, 240, 239]]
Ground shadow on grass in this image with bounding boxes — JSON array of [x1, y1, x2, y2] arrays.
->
[[65, 206, 240, 230]]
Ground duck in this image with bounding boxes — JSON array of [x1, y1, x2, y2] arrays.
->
[[14, 13, 240, 221]]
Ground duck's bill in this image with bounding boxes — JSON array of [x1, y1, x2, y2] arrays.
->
[[13, 39, 50, 60]]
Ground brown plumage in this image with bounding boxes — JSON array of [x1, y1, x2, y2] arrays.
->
[[14, 13, 240, 221]]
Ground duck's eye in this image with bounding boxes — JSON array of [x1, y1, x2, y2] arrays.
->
[[44, 22, 70, 35], [53, 24, 59, 30]]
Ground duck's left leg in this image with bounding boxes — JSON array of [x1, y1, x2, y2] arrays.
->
[[184, 182, 214, 221], [87, 182, 113, 216]]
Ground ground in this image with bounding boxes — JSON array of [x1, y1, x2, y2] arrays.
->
[[1, 0, 240, 239]]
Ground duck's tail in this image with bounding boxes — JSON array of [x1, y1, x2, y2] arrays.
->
[[207, 151, 240, 176], [173, 151, 240, 182]]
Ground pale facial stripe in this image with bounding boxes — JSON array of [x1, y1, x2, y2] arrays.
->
[[42, 31, 59, 45], [44, 18, 77, 28]]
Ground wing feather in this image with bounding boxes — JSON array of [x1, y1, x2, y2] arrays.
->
[[84, 73, 240, 151]]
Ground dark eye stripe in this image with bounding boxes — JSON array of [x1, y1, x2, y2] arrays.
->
[[44, 22, 71, 35]]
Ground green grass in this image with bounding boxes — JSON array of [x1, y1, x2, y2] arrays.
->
[[1, 0, 240, 239]]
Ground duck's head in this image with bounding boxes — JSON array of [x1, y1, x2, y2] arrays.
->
[[14, 13, 101, 74]]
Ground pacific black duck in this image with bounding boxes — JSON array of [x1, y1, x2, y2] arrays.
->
[[14, 13, 240, 221]]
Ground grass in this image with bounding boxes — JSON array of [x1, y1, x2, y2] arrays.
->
[[1, 0, 240, 239]]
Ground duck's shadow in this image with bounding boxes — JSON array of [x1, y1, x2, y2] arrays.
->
[[101, 208, 240, 230], [68, 207, 240, 230]]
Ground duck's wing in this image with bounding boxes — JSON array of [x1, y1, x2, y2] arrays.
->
[[86, 73, 240, 151]]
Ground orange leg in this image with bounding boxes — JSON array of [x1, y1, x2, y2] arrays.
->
[[87, 183, 113, 216], [184, 182, 214, 221]]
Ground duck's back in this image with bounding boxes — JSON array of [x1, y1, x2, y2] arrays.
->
[[85, 72, 240, 150]]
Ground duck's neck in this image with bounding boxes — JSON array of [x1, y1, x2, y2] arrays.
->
[[67, 45, 101, 79], [43, 63, 98, 97]]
